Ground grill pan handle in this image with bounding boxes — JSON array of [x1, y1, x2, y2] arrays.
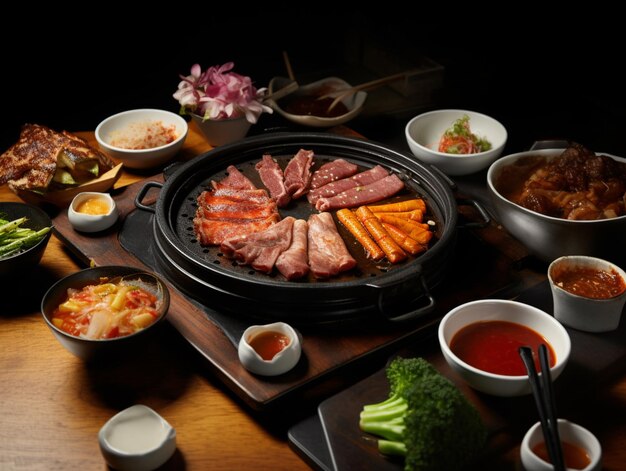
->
[[455, 197, 491, 229], [426, 166, 490, 229], [134, 181, 163, 214], [367, 273, 436, 322]]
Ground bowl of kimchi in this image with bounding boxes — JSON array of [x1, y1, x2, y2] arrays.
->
[[41, 266, 170, 361], [405, 109, 507, 176]]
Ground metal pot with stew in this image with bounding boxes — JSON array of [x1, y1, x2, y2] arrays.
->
[[487, 142, 626, 264]]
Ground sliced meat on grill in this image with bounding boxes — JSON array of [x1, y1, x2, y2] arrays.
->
[[211, 165, 257, 191], [255, 154, 291, 207], [205, 188, 272, 204], [307, 212, 357, 278], [198, 191, 269, 206], [310, 158, 359, 190], [284, 149, 314, 199], [220, 217, 295, 273], [307, 165, 389, 204], [276, 219, 310, 280], [196, 188, 278, 220], [195, 202, 278, 221], [315, 174, 405, 212], [193, 214, 280, 246], [195, 168, 281, 246]]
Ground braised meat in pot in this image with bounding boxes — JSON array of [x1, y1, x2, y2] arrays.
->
[[496, 143, 626, 220]]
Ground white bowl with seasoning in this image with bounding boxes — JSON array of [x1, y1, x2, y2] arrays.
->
[[68, 192, 118, 232], [99, 404, 176, 471], [405, 109, 507, 176], [95, 109, 188, 169], [238, 322, 302, 376], [520, 419, 602, 471]]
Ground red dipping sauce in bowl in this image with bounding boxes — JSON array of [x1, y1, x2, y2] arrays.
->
[[548, 255, 626, 333], [438, 299, 570, 396], [248, 331, 291, 361], [551, 266, 626, 299], [449, 320, 556, 376]]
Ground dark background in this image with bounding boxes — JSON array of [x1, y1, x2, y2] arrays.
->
[[2, 6, 624, 157]]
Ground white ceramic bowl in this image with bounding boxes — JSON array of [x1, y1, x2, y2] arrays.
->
[[189, 114, 251, 147], [548, 255, 626, 332], [267, 76, 367, 128], [438, 299, 571, 396], [95, 109, 188, 169], [68, 192, 118, 233], [99, 404, 176, 471], [238, 321, 302, 376], [520, 419, 602, 471], [405, 109, 507, 176]]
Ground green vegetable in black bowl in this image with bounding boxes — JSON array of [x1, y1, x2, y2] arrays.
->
[[0, 215, 50, 259], [359, 357, 487, 471], [0, 202, 52, 277]]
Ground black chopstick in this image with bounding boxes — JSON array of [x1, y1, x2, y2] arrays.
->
[[539, 344, 565, 469], [519, 345, 565, 471]]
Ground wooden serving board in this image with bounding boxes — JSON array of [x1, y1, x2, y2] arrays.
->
[[291, 280, 626, 470], [51, 175, 527, 410]]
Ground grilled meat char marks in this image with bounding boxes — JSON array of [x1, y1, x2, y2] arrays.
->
[[193, 216, 279, 246], [199, 188, 272, 205], [0, 123, 113, 192], [193, 165, 281, 246], [195, 204, 279, 222]]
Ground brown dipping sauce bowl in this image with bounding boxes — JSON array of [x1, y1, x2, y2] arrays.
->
[[548, 255, 626, 332]]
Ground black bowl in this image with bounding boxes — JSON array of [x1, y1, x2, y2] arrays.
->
[[41, 266, 170, 361], [0, 202, 53, 278]]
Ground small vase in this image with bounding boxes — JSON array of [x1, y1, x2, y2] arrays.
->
[[190, 113, 252, 147]]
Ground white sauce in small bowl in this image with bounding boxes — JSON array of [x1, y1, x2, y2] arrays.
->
[[99, 404, 176, 471], [104, 411, 168, 453]]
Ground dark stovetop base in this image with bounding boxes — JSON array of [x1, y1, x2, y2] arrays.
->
[[119, 206, 250, 347]]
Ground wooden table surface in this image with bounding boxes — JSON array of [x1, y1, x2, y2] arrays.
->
[[1, 122, 625, 470]]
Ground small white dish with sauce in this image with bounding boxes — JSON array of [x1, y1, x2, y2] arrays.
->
[[520, 419, 602, 471], [99, 404, 176, 471], [68, 191, 118, 233], [238, 321, 302, 376]]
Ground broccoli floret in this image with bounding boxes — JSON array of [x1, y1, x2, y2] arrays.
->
[[359, 357, 487, 471], [359, 357, 436, 442]]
